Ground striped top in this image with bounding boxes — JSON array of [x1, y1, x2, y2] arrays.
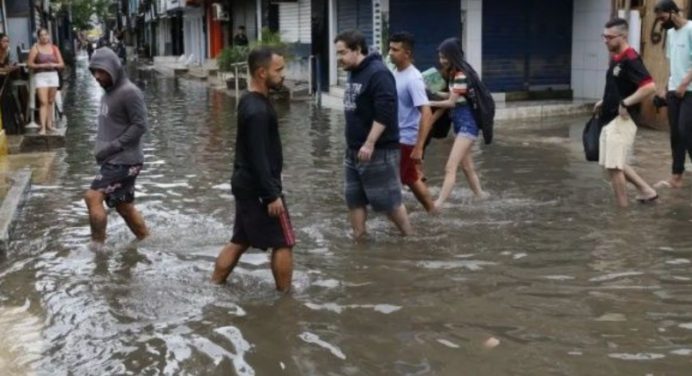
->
[[449, 70, 468, 105]]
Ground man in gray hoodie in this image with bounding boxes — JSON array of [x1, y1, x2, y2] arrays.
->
[[84, 47, 149, 247]]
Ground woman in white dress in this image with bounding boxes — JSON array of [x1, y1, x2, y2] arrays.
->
[[27, 28, 64, 135]]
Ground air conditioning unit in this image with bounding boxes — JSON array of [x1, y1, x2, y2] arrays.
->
[[211, 3, 229, 21]]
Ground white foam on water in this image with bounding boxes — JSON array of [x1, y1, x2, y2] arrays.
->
[[417, 260, 496, 271], [307, 247, 330, 255], [658, 246, 675, 252], [666, 259, 690, 265], [670, 349, 692, 356], [568, 351, 583, 356], [32, 185, 62, 190], [608, 353, 665, 360], [280, 361, 285, 370], [544, 275, 575, 281], [298, 332, 346, 360], [190, 334, 255, 375], [594, 313, 627, 322], [672, 276, 692, 281], [148, 160, 166, 165], [437, 339, 460, 349], [148, 182, 192, 189], [304, 302, 402, 315], [513, 253, 527, 260], [240, 253, 269, 266], [313, 279, 340, 288], [0, 300, 45, 375], [212, 183, 231, 190], [589, 271, 644, 282], [678, 323, 692, 330], [214, 326, 254, 376]]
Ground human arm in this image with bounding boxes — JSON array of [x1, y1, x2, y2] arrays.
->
[[411, 106, 433, 162], [359, 71, 397, 162]]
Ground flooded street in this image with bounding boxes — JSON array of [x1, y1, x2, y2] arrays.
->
[[0, 58, 691, 375]]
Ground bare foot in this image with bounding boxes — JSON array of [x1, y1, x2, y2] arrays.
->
[[475, 191, 490, 200], [654, 179, 683, 189], [38, 129, 46, 135], [88, 240, 105, 253]]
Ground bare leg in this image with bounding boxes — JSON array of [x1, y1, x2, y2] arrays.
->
[[386, 204, 413, 236], [212, 242, 249, 284], [435, 137, 475, 209], [409, 179, 436, 213], [37, 88, 49, 134], [115, 202, 149, 240], [622, 165, 657, 200], [47, 88, 57, 131], [348, 206, 368, 241], [271, 247, 293, 292], [608, 169, 628, 207], [84, 189, 108, 243], [460, 150, 486, 198]]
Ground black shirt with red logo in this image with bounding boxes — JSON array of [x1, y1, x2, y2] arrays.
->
[[601, 47, 653, 125]]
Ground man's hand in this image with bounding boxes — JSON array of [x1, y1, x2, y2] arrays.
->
[[618, 103, 630, 119], [411, 146, 423, 163], [593, 100, 603, 115], [676, 82, 688, 98], [267, 198, 285, 218], [358, 141, 374, 162]]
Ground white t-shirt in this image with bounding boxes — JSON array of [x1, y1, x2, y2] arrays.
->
[[666, 20, 692, 91]]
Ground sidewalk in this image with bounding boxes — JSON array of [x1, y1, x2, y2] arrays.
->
[[320, 87, 594, 121]]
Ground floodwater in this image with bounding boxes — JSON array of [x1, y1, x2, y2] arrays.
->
[[0, 57, 691, 375]]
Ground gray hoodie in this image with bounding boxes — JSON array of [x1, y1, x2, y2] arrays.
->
[[88, 47, 147, 165]]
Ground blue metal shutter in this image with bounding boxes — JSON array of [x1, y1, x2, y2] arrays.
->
[[482, 0, 572, 92], [389, 0, 460, 71], [337, 0, 373, 47]]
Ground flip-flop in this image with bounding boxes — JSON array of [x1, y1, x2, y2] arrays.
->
[[636, 194, 659, 203]]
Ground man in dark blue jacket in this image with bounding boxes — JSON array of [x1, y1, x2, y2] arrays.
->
[[334, 30, 412, 240]]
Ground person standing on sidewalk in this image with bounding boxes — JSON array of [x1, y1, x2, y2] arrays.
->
[[212, 47, 294, 292], [85, 48, 149, 248], [388, 31, 436, 213], [334, 30, 413, 240], [593, 18, 658, 207], [654, 0, 692, 189]]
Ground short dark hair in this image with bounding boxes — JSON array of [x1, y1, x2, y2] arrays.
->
[[389, 31, 415, 53], [248, 46, 281, 76], [605, 18, 629, 30], [0, 33, 6, 40], [655, 0, 680, 13], [334, 30, 368, 55], [37, 27, 49, 38]]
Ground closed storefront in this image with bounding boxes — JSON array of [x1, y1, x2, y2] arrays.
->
[[482, 0, 573, 94], [389, 0, 461, 71]]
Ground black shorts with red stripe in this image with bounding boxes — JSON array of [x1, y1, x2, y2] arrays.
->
[[231, 196, 296, 250]]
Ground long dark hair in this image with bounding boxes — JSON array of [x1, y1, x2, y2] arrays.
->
[[438, 37, 466, 77]]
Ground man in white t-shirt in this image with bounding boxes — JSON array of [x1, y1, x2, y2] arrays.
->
[[655, 0, 692, 189], [388, 32, 436, 213]]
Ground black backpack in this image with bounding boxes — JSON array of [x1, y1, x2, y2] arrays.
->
[[460, 60, 495, 144]]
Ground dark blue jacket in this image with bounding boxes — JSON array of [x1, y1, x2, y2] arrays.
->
[[343, 53, 399, 150]]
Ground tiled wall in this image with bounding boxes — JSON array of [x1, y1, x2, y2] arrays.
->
[[572, 0, 611, 100]]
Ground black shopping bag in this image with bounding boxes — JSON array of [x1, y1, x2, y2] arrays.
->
[[582, 115, 601, 162]]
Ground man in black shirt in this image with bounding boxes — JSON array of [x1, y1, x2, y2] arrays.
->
[[212, 47, 294, 292], [234, 26, 249, 47], [593, 18, 658, 207], [334, 30, 412, 240]]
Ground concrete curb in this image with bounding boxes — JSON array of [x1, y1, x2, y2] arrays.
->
[[0, 169, 32, 252]]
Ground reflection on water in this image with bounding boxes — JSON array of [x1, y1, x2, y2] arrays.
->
[[0, 57, 691, 375]]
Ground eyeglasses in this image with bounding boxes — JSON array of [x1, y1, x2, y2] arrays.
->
[[601, 34, 623, 41]]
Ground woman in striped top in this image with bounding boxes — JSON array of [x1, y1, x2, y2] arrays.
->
[[429, 38, 487, 210]]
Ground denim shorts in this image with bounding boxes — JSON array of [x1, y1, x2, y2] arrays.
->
[[451, 105, 479, 140], [344, 148, 403, 213]]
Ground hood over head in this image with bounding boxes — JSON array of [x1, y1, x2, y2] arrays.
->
[[89, 47, 124, 90]]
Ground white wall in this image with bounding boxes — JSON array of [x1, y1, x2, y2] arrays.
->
[[461, 0, 482, 79], [572, 0, 611, 100]]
